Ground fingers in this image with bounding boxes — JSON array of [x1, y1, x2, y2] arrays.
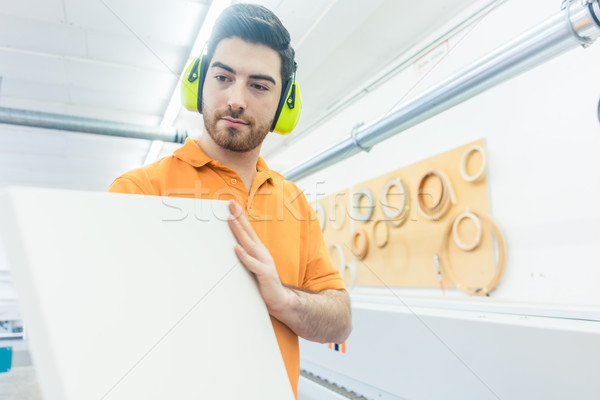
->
[[234, 244, 261, 274], [228, 201, 258, 241], [228, 201, 262, 259], [228, 212, 257, 253], [228, 201, 275, 275]]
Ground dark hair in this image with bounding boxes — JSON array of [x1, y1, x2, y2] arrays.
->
[[206, 4, 296, 85]]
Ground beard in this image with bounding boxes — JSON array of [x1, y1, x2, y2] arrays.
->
[[203, 106, 272, 153]]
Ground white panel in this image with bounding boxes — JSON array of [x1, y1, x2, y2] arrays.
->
[[0, 15, 87, 57], [273, 0, 352, 50], [0, 49, 68, 84], [300, 302, 600, 400], [68, 86, 168, 115], [291, 0, 387, 76], [65, 0, 206, 45], [62, 0, 133, 36], [1, 79, 71, 103], [0, 0, 65, 24], [0, 188, 295, 400], [0, 97, 71, 115], [85, 30, 187, 73], [63, 57, 175, 96]]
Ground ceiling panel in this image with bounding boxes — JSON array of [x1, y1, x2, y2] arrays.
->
[[271, 0, 341, 48], [1, 79, 71, 104], [0, 97, 70, 115], [63, 0, 143, 37], [65, 0, 206, 45], [86, 30, 187, 74], [0, 0, 66, 24], [0, 49, 68, 84], [0, 15, 87, 57], [68, 86, 168, 115], [290, 0, 388, 77], [63, 58, 176, 97]]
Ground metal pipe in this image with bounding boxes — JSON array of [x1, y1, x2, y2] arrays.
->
[[283, 0, 600, 181], [0, 107, 188, 144]]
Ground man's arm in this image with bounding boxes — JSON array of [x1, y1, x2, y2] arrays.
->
[[282, 286, 352, 343], [228, 201, 352, 344]]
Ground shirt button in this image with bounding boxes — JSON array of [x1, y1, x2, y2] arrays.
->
[[231, 178, 237, 185]]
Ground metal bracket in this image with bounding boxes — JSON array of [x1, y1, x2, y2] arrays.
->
[[350, 123, 371, 152], [562, 0, 596, 47]]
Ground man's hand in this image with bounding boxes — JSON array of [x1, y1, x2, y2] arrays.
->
[[227, 201, 292, 314], [227, 201, 352, 344]]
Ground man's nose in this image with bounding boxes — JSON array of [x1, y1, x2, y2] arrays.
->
[[227, 82, 247, 111]]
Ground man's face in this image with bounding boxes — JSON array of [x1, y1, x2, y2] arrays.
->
[[202, 37, 282, 153]]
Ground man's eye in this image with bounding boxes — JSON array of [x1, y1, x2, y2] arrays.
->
[[252, 83, 268, 91], [215, 75, 228, 82]]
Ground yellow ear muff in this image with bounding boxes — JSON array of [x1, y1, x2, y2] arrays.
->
[[272, 79, 302, 135], [181, 56, 208, 113]]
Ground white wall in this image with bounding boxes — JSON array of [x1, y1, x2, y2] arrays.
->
[[269, 0, 600, 308]]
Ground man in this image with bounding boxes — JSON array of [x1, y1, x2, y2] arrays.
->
[[109, 4, 352, 397]]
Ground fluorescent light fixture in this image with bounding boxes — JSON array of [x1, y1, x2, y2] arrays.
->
[[160, 0, 233, 129]]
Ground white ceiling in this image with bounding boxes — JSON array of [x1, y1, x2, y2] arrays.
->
[[0, 0, 482, 191]]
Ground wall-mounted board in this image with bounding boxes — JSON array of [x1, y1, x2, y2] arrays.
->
[[319, 139, 503, 292]]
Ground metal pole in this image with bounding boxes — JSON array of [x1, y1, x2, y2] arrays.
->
[[283, 0, 600, 181], [0, 107, 188, 144]]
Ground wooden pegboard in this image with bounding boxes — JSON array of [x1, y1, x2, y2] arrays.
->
[[317, 139, 500, 290]]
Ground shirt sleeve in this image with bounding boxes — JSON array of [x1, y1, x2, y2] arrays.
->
[[107, 176, 147, 194]]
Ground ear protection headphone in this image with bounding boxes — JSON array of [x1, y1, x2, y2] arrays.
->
[[181, 56, 302, 135]]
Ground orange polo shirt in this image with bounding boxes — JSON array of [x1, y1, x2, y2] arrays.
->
[[108, 138, 345, 397]]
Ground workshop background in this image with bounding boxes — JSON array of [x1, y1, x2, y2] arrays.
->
[[1, 0, 599, 399]]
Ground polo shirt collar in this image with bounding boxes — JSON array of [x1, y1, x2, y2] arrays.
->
[[173, 138, 212, 168], [256, 154, 285, 184], [173, 137, 285, 184]]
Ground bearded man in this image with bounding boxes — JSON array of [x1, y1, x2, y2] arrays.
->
[[108, 4, 352, 398]]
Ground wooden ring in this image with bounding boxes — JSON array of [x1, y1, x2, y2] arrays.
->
[[329, 244, 345, 274], [381, 178, 410, 227], [418, 171, 444, 213], [417, 169, 456, 221], [372, 220, 390, 248], [329, 244, 356, 290], [460, 145, 488, 182], [380, 178, 407, 218], [451, 211, 482, 251], [329, 200, 346, 230], [440, 210, 507, 296], [350, 229, 369, 260], [351, 187, 375, 222]]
